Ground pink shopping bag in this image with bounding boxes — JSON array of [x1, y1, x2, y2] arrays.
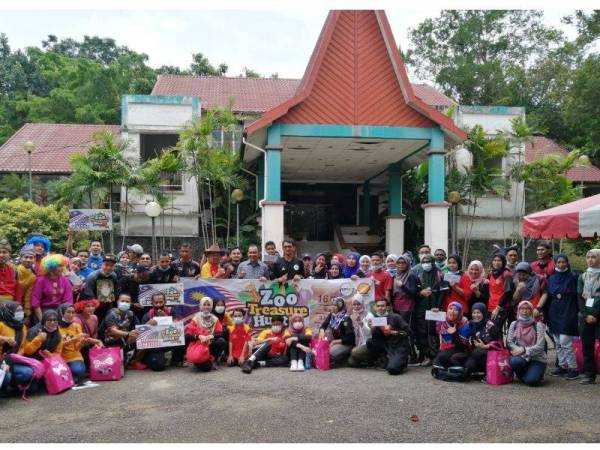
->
[[486, 349, 513, 385], [89, 347, 123, 381], [43, 354, 74, 394], [313, 338, 330, 371]]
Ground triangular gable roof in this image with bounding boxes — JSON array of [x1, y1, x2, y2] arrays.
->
[[245, 10, 467, 144]]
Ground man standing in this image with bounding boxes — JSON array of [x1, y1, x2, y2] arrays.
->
[[433, 249, 448, 273], [126, 244, 144, 268], [200, 244, 230, 279], [269, 239, 304, 282], [367, 252, 392, 304], [506, 246, 520, 274], [0, 239, 19, 304], [411, 244, 432, 277], [173, 242, 200, 278], [530, 242, 555, 279], [237, 244, 269, 280], [82, 254, 119, 321], [301, 254, 313, 279], [228, 247, 243, 279]]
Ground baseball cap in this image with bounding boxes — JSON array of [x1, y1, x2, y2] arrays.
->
[[302, 253, 312, 260], [103, 254, 118, 264], [126, 244, 144, 255]]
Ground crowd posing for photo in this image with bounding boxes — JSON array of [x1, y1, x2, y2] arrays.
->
[[1, 229, 599, 401]]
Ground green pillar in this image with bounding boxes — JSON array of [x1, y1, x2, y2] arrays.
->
[[428, 128, 445, 203], [266, 124, 282, 202], [361, 181, 371, 226], [389, 162, 402, 215]]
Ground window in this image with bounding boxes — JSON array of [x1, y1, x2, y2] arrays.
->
[[210, 123, 244, 152], [140, 134, 183, 192]]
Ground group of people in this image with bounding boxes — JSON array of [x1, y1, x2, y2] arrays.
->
[[0, 229, 599, 400]]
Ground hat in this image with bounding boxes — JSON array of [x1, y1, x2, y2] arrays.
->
[[0, 238, 11, 252], [126, 244, 144, 255], [103, 254, 117, 264], [19, 244, 35, 257], [302, 253, 312, 260], [204, 244, 225, 256]]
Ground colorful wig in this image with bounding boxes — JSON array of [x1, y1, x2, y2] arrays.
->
[[41, 254, 69, 275], [26, 234, 51, 253]]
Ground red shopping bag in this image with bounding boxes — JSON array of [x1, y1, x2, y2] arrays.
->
[[186, 341, 211, 365], [486, 349, 513, 385]]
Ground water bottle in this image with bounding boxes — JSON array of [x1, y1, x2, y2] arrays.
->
[[305, 351, 311, 370]]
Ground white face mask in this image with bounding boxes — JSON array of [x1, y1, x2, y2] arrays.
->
[[555, 267, 567, 273], [271, 325, 282, 333], [292, 321, 304, 331], [422, 263, 433, 272], [14, 311, 25, 322], [117, 302, 130, 312], [233, 317, 243, 325], [215, 306, 225, 314]]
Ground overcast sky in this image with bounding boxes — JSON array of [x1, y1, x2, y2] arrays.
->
[[0, 8, 579, 82]]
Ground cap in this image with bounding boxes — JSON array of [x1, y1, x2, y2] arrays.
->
[[302, 253, 312, 260], [103, 254, 118, 264], [0, 238, 11, 252], [126, 244, 144, 255]]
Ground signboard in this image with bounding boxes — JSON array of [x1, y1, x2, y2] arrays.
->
[[135, 321, 185, 350], [69, 209, 113, 231], [139, 283, 185, 307], [176, 278, 375, 331]]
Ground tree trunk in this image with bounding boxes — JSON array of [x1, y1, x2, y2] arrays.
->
[[108, 183, 114, 254]]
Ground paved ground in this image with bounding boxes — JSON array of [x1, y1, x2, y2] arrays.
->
[[3, 350, 600, 443]]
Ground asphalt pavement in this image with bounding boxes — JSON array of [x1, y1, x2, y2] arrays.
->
[[2, 350, 600, 443]]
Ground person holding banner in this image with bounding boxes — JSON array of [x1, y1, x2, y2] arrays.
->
[[442, 255, 472, 314], [148, 253, 179, 284], [236, 245, 269, 280], [241, 315, 288, 373], [310, 253, 328, 279], [173, 242, 201, 278], [284, 313, 312, 371], [185, 296, 227, 371], [318, 297, 355, 366], [270, 239, 304, 282]]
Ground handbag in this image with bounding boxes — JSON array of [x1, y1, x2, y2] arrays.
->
[[42, 354, 74, 395], [486, 348, 513, 385], [89, 347, 123, 381], [313, 338, 330, 371]]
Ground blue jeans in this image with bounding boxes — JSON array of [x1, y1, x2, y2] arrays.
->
[[3, 364, 34, 388], [510, 356, 546, 386], [68, 360, 87, 381]]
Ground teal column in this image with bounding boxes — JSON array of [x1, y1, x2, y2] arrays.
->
[[428, 128, 445, 203], [256, 157, 264, 207], [388, 162, 402, 215], [361, 181, 371, 226], [266, 123, 282, 202]]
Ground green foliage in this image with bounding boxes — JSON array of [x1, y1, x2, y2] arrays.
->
[[0, 198, 86, 254], [190, 53, 228, 76]]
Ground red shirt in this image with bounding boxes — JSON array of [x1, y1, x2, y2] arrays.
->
[[228, 323, 251, 359], [0, 264, 20, 301], [443, 273, 472, 313], [368, 270, 393, 301], [488, 270, 512, 312], [530, 258, 555, 279]]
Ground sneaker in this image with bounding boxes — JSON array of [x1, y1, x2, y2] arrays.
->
[[241, 360, 253, 374], [127, 361, 147, 370], [550, 367, 567, 377], [290, 360, 298, 371], [580, 376, 596, 385], [296, 359, 305, 372], [420, 358, 433, 367], [565, 370, 579, 380]]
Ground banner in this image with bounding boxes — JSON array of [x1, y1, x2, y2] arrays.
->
[[69, 209, 113, 231], [176, 278, 374, 331], [139, 283, 185, 307], [135, 320, 185, 350]]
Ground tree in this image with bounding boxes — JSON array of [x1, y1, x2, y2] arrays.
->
[[241, 67, 261, 78], [190, 53, 228, 76]]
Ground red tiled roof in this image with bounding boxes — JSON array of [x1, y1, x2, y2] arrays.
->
[[525, 135, 600, 183], [0, 123, 121, 174], [151, 75, 455, 113]]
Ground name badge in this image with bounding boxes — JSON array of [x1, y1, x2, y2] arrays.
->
[[556, 294, 561, 300], [586, 298, 595, 308]]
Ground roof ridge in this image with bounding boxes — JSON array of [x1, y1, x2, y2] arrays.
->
[[22, 122, 120, 128], [157, 74, 302, 82]]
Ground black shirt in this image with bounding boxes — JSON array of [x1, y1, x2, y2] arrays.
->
[[269, 256, 304, 281], [173, 259, 201, 278], [148, 264, 179, 284]]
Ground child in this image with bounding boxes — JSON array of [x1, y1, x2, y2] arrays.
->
[[241, 315, 288, 373], [284, 313, 312, 372], [227, 308, 251, 367]]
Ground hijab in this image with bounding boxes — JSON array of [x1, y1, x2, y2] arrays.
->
[[582, 249, 600, 299], [328, 262, 343, 280], [288, 313, 305, 334], [548, 254, 577, 298], [402, 251, 416, 268], [333, 254, 346, 268], [438, 301, 468, 336], [26, 309, 62, 352], [0, 301, 24, 352], [514, 300, 537, 347], [386, 254, 399, 277], [468, 260, 486, 285], [515, 262, 540, 301], [491, 254, 507, 278], [193, 297, 217, 332], [343, 252, 361, 278], [57, 303, 74, 328], [395, 255, 412, 286], [328, 297, 347, 330], [419, 254, 439, 288], [468, 302, 488, 336]]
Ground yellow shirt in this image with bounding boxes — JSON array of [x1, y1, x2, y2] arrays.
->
[[59, 323, 84, 363], [200, 263, 218, 278], [0, 322, 27, 355], [17, 265, 36, 316], [283, 327, 313, 338], [24, 333, 63, 357]]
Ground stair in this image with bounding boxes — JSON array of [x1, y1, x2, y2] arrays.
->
[[296, 241, 337, 258]]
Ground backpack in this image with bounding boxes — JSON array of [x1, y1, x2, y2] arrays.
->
[[431, 365, 468, 382]]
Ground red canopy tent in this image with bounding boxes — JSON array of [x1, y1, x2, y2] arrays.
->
[[522, 194, 600, 239]]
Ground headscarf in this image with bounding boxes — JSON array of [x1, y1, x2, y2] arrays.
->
[[26, 309, 62, 353], [193, 297, 217, 332], [0, 301, 24, 352], [447, 254, 463, 273], [328, 297, 347, 330], [19, 244, 35, 258], [582, 249, 600, 299], [386, 254, 399, 277], [514, 300, 537, 347], [548, 254, 577, 298], [334, 253, 346, 268], [491, 253, 507, 278], [419, 254, 439, 288], [468, 302, 488, 337], [359, 255, 371, 270], [328, 262, 343, 280], [468, 260, 486, 285], [288, 313, 305, 334], [402, 251, 416, 268], [395, 255, 412, 286], [515, 262, 540, 301], [437, 301, 470, 348], [343, 252, 361, 278], [57, 303, 74, 329]]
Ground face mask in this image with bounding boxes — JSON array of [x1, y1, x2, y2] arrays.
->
[[118, 302, 130, 312], [518, 314, 531, 321], [422, 263, 433, 272], [352, 306, 362, 313], [435, 261, 446, 268], [292, 321, 304, 331], [371, 264, 383, 272], [375, 310, 388, 317], [233, 317, 243, 325], [215, 306, 225, 314], [555, 267, 567, 273], [14, 311, 24, 322], [272, 325, 282, 333]]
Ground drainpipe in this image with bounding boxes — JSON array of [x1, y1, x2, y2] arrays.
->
[[242, 137, 268, 205]]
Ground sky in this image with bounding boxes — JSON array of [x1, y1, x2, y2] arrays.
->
[[0, 8, 581, 82]]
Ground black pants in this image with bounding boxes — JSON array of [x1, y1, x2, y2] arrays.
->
[[580, 321, 598, 378], [414, 313, 438, 360], [249, 343, 289, 367], [397, 311, 418, 362], [433, 348, 468, 368], [464, 348, 488, 373], [366, 336, 409, 375], [288, 335, 311, 361], [143, 346, 185, 371], [192, 337, 227, 372]]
